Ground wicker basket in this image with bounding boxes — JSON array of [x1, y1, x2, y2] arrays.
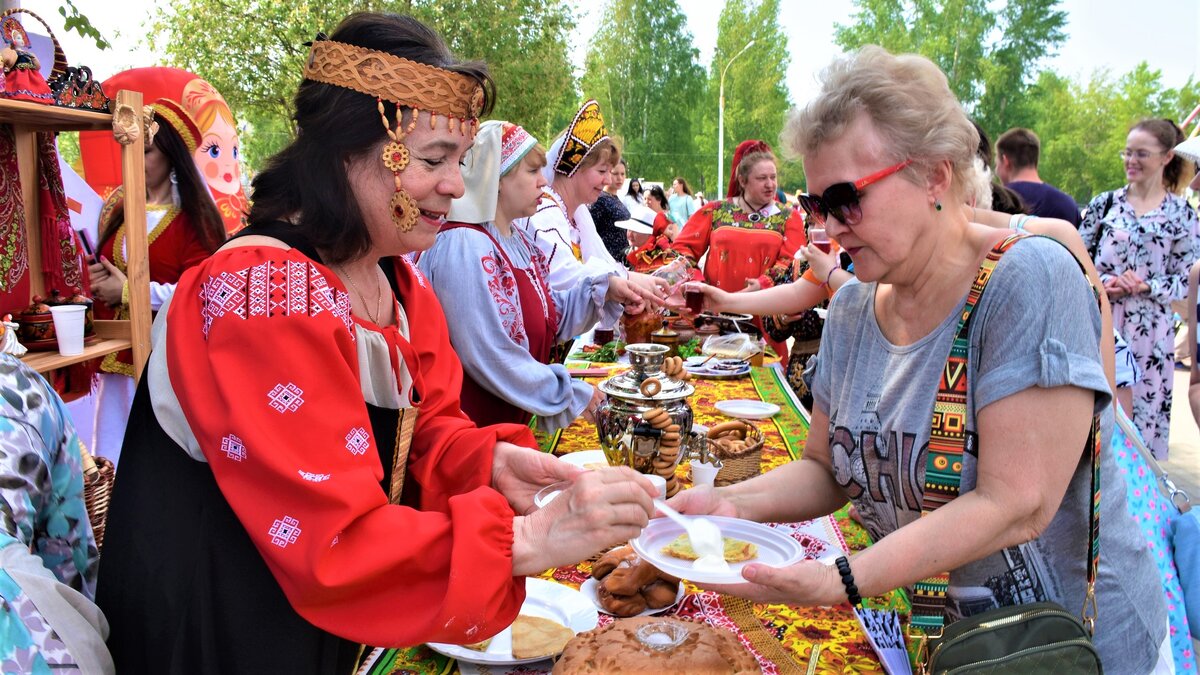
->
[[709, 422, 764, 486], [79, 442, 114, 553]]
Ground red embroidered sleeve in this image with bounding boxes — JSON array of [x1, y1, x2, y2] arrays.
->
[[671, 204, 716, 280], [767, 208, 806, 285], [166, 247, 526, 647]]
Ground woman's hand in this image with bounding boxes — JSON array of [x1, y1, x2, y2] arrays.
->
[[492, 442, 581, 514], [697, 559, 844, 606], [803, 243, 838, 283], [627, 271, 669, 308], [89, 257, 126, 306], [581, 387, 605, 424], [511, 467, 657, 575], [1118, 270, 1149, 295], [605, 276, 641, 306], [741, 278, 763, 292], [665, 485, 740, 518]]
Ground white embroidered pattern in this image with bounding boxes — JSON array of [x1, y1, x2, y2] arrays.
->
[[400, 254, 427, 288], [480, 252, 527, 347], [345, 426, 370, 456], [220, 434, 247, 462], [268, 383, 305, 413], [198, 259, 354, 339], [298, 470, 331, 482], [268, 516, 302, 548]]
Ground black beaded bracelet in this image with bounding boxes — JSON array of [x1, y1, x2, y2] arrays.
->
[[834, 555, 862, 606]]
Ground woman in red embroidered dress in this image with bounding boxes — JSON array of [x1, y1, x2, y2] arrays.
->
[[95, 14, 656, 675], [671, 140, 804, 293], [86, 98, 225, 468]]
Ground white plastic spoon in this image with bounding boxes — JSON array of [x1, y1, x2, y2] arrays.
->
[[654, 499, 729, 573]]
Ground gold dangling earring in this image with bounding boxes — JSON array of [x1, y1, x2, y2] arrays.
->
[[378, 99, 419, 233]]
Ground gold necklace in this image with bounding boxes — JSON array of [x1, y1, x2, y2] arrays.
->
[[335, 264, 383, 324]]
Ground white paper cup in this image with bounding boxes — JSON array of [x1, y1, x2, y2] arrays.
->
[[690, 459, 720, 488], [645, 473, 667, 499], [49, 305, 86, 356]]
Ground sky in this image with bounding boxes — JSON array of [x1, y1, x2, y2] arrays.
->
[[30, 0, 1200, 111]]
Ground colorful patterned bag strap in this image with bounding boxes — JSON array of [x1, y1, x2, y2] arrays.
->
[[910, 232, 1101, 636]]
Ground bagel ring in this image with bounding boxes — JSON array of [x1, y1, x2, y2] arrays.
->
[[639, 378, 662, 398]]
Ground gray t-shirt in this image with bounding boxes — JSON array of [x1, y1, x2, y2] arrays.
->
[[808, 236, 1165, 672]]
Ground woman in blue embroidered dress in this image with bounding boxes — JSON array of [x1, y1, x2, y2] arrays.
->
[[419, 121, 640, 432]]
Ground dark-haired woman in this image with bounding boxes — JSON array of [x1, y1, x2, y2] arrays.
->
[[1080, 118, 1199, 460], [87, 98, 225, 467], [644, 184, 679, 240], [96, 13, 655, 675]]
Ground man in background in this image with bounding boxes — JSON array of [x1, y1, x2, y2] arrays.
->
[[996, 127, 1082, 226]]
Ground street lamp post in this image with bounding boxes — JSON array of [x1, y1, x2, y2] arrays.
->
[[717, 39, 756, 201]]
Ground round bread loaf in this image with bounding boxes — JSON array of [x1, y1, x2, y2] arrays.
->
[[552, 616, 761, 674]]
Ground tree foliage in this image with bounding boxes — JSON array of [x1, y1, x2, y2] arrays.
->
[[834, 0, 1066, 134], [696, 0, 795, 196], [581, 0, 706, 185], [58, 0, 110, 50], [149, 0, 578, 171], [1029, 66, 1200, 204]]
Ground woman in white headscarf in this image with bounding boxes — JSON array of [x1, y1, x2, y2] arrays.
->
[[419, 121, 639, 432]]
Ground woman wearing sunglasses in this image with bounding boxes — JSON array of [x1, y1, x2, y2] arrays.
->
[[670, 46, 1168, 672], [1078, 119, 1196, 462]]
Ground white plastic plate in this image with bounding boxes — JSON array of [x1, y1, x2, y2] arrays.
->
[[629, 515, 807, 585], [715, 399, 781, 419], [426, 578, 598, 665], [558, 450, 610, 471]]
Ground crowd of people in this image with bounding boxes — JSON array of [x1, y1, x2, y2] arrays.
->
[[1, 8, 1197, 674]]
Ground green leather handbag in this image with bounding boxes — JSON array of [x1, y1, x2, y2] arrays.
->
[[908, 234, 1102, 675]]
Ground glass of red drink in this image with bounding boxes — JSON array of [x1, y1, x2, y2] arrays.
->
[[683, 283, 704, 315], [809, 227, 832, 253]]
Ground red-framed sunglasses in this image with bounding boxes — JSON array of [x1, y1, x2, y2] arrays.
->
[[798, 159, 913, 226]]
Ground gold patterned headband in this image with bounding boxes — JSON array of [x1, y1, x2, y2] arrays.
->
[[303, 38, 484, 129], [303, 36, 487, 233]]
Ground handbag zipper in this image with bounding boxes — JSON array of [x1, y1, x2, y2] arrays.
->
[[940, 638, 1097, 674], [928, 607, 1079, 663]]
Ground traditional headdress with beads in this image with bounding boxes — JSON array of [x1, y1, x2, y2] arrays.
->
[[302, 36, 485, 232]]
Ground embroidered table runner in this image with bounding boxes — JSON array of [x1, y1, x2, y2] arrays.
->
[[369, 365, 908, 674]]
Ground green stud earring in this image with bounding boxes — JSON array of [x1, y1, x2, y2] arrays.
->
[[935, 201, 943, 211]]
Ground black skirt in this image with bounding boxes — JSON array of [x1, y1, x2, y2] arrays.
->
[[96, 374, 400, 674]]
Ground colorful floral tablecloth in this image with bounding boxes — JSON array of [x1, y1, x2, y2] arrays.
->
[[365, 365, 907, 674]]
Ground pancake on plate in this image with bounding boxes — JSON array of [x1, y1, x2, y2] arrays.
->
[[462, 637, 492, 652], [662, 533, 758, 563], [511, 614, 575, 659]]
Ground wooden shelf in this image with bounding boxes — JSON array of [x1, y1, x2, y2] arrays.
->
[[20, 336, 131, 373], [0, 98, 112, 131]]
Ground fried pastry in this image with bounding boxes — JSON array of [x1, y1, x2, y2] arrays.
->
[[602, 559, 660, 597], [592, 546, 638, 580], [511, 614, 575, 659], [641, 579, 680, 609], [661, 533, 758, 563], [462, 637, 492, 652], [596, 584, 648, 616]]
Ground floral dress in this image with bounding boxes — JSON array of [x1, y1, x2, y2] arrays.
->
[[1079, 187, 1199, 459], [0, 354, 109, 673]]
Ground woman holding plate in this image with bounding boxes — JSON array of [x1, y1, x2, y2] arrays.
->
[[96, 13, 657, 675], [670, 46, 1167, 672]]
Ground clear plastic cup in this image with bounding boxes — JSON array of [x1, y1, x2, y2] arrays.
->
[[49, 305, 86, 356]]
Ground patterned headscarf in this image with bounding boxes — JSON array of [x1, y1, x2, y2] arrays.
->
[[448, 120, 540, 225]]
